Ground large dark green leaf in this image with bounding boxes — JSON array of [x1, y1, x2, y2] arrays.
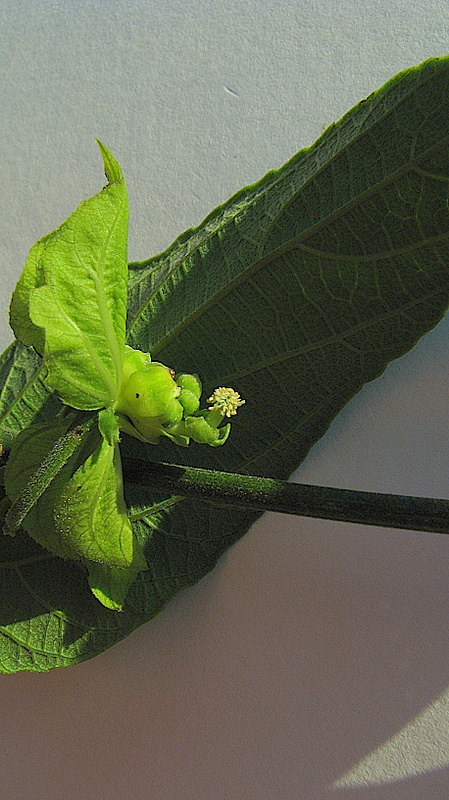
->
[[1, 56, 449, 672]]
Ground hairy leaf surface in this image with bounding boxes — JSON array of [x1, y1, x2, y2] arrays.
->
[[11, 142, 129, 411], [9, 235, 51, 354], [1, 57, 449, 671], [0, 341, 60, 452], [53, 437, 139, 567], [4, 421, 96, 563]]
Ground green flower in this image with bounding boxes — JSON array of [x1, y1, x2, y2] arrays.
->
[[115, 347, 244, 448], [115, 358, 183, 444]]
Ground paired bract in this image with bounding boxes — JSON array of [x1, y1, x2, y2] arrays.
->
[[3, 143, 244, 610]]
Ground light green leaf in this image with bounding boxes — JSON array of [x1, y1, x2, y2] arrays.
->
[[1, 57, 449, 670], [53, 434, 146, 570], [24, 142, 128, 410], [3, 415, 146, 612], [3, 420, 88, 561], [9, 235, 53, 354], [87, 561, 144, 611], [98, 407, 120, 446], [4, 412, 95, 536]]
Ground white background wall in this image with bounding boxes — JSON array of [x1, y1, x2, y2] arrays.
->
[[1, 2, 449, 797]]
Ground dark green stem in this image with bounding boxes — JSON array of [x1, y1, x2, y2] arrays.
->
[[122, 457, 449, 534]]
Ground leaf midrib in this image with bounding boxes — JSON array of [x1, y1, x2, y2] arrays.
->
[[73, 199, 127, 391]]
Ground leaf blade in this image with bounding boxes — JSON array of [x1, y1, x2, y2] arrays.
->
[[25, 143, 129, 410], [9, 235, 51, 354], [126, 56, 449, 480], [0, 341, 60, 452], [53, 434, 145, 570]]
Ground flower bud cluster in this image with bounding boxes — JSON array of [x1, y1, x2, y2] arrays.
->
[[114, 346, 244, 447]]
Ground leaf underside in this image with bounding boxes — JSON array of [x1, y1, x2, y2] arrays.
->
[[1, 57, 449, 671]]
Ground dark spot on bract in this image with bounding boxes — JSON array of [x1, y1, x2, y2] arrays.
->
[[135, 393, 140, 398]]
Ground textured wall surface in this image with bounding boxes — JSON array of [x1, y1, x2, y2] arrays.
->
[[1, 2, 449, 797]]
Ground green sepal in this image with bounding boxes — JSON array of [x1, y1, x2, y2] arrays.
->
[[177, 389, 200, 415], [114, 412, 151, 444], [175, 373, 202, 398], [115, 361, 184, 443], [169, 414, 231, 446], [116, 362, 181, 418]]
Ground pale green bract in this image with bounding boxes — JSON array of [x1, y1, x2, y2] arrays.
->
[[5, 144, 243, 609], [3, 415, 145, 610], [11, 142, 128, 411]]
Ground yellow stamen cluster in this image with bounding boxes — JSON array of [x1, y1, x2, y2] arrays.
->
[[207, 387, 245, 418]]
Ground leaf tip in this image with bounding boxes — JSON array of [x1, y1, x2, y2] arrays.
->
[[96, 139, 124, 185]]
